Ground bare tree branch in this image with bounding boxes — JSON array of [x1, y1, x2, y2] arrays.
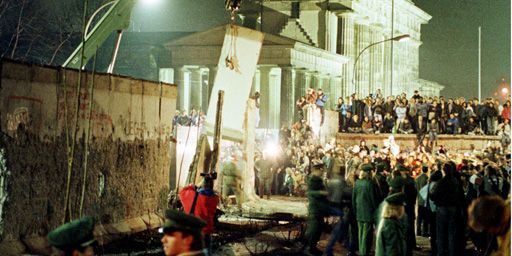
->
[[10, 0, 27, 59]]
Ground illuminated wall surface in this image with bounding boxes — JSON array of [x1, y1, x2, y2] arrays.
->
[[0, 59, 177, 254]]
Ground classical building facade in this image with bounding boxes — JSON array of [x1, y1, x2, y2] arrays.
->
[[164, 0, 446, 129]]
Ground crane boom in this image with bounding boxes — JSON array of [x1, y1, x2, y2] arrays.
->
[[63, 0, 136, 69]]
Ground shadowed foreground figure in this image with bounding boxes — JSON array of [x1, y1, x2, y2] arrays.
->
[[375, 192, 407, 256], [468, 195, 510, 256], [159, 209, 207, 256], [305, 163, 330, 255], [47, 216, 96, 256]]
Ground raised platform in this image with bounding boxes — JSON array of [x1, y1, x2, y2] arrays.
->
[[335, 133, 500, 151]]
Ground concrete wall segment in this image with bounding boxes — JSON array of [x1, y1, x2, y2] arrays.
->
[[0, 59, 177, 254], [1, 59, 177, 141]]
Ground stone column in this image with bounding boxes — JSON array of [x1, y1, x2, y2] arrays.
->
[[189, 67, 202, 111], [317, 9, 327, 50], [330, 76, 342, 109], [200, 68, 209, 113], [280, 66, 293, 127], [269, 68, 281, 129], [172, 66, 185, 111], [383, 31, 392, 97], [206, 65, 217, 105], [258, 66, 272, 128], [361, 24, 371, 97], [293, 68, 306, 120], [368, 25, 382, 95], [338, 13, 355, 96], [326, 11, 338, 54], [354, 22, 370, 96], [308, 71, 320, 89]]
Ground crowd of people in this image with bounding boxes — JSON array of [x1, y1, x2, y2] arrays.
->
[[296, 88, 511, 147], [214, 110, 510, 256], [172, 109, 206, 127], [212, 88, 512, 256], [333, 90, 510, 138], [251, 121, 511, 256], [301, 136, 510, 256]]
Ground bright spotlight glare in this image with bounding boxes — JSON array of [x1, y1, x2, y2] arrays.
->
[[501, 87, 509, 95], [142, 0, 160, 5], [264, 142, 280, 158]]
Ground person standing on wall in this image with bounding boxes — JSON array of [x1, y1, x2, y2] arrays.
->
[[316, 89, 328, 125]]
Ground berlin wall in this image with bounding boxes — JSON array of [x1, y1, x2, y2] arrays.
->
[[320, 110, 501, 151], [0, 59, 177, 254]]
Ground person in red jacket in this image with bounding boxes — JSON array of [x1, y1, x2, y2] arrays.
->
[[502, 100, 511, 123], [179, 176, 219, 255]]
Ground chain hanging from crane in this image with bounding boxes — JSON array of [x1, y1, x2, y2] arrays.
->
[[224, 0, 242, 72]]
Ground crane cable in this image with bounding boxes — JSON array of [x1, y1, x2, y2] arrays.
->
[[225, 0, 241, 72]]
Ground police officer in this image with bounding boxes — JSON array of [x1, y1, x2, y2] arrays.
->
[[159, 209, 207, 256], [397, 164, 418, 255], [305, 162, 330, 255], [353, 163, 378, 256], [47, 216, 96, 256]]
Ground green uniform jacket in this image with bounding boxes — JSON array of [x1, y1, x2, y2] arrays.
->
[[255, 159, 272, 180], [373, 173, 389, 204], [415, 173, 428, 206], [375, 217, 407, 256], [403, 175, 417, 217], [353, 179, 378, 222], [221, 161, 240, 186], [307, 175, 330, 215]]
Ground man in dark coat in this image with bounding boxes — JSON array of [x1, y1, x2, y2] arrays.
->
[[255, 154, 273, 199], [415, 164, 429, 237], [430, 162, 464, 256], [353, 164, 378, 256], [373, 162, 390, 204], [325, 166, 351, 256], [398, 164, 418, 256], [305, 163, 330, 255]]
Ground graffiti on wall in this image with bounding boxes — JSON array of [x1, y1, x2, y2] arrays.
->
[[57, 89, 114, 138], [119, 115, 172, 139], [5, 96, 43, 134], [6, 107, 30, 132], [53, 88, 173, 140]]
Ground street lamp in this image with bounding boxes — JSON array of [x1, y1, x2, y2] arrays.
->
[[352, 34, 410, 94]]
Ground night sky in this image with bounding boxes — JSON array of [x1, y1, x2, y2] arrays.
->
[[414, 0, 510, 99], [83, 0, 512, 99]]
